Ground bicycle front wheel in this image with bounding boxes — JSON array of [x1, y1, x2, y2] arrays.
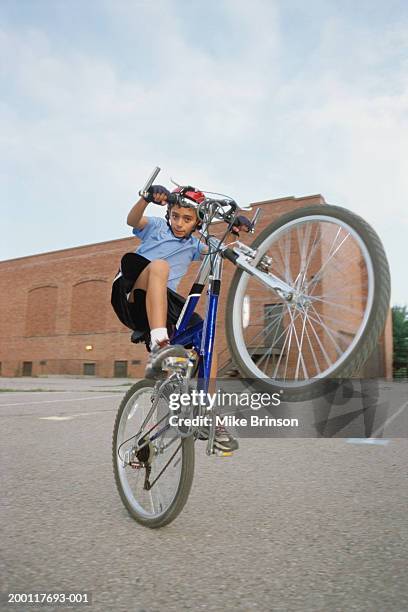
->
[[112, 379, 194, 528], [226, 204, 390, 400]]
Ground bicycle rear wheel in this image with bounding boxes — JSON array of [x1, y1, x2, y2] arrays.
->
[[112, 379, 194, 528], [226, 204, 390, 400]]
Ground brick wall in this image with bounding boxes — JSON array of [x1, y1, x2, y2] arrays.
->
[[0, 194, 392, 379]]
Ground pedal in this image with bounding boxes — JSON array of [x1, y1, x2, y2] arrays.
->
[[213, 449, 234, 457], [162, 356, 189, 372]]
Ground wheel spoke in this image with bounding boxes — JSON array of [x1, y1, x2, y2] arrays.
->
[[308, 295, 365, 317], [278, 231, 294, 284], [294, 308, 308, 380], [283, 316, 294, 380], [299, 223, 322, 288], [304, 318, 322, 376], [271, 315, 292, 379], [302, 308, 357, 331], [250, 308, 285, 356], [296, 222, 312, 290], [307, 231, 350, 292], [303, 310, 333, 369], [310, 283, 365, 299], [247, 310, 286, 356], [306, 305, 344, 356]]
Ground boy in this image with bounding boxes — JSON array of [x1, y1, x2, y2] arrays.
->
[[111, 184, 251, 452]]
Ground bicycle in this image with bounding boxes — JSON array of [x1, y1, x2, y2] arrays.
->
[[112, 167, 391, 528]]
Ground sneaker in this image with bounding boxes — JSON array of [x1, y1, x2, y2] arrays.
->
[[198, 423, 239, 452], [145, 339, 189, 379]]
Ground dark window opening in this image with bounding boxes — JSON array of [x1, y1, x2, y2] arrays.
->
[[114, 361, 128, 378], [22, 361, 33, 376], [83, 363, 96, 376]]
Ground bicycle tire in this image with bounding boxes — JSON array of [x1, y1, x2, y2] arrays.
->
[[112, 379, 195, 528], [226, 204, 391, 401]]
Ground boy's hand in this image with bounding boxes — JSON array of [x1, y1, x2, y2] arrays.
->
[[230, 215, 253, 235], [144, 185, 170, 205]]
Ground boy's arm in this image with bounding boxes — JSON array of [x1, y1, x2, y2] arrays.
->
[[127, 197, 149, 230], [127, 186, 170, 229]]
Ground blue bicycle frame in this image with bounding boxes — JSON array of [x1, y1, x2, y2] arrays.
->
[[169, 236, 223, 394]]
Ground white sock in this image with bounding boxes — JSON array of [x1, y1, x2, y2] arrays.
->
[[150, 327, 169, 350]]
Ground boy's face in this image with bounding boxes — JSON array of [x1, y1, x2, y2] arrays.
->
[[169, 205, 199, 238]]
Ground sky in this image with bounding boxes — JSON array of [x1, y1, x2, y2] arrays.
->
[[1, 0, 407, 305]]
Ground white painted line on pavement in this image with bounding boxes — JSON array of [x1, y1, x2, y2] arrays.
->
[[40, 416, 75, 421], [0, 390, 71, 395], [0, 394, 119, 408], [39, 411, 105, 421], [346, 438, 389, 446]]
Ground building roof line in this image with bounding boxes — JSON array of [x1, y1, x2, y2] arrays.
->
[[0, 236, 134, 266], [1, 193, 325, 265]]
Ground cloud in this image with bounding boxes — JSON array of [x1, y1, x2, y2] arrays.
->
[[0, 0, 407, 303]]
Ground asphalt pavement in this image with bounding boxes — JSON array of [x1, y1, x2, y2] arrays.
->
[[1, 377, 407, 612]]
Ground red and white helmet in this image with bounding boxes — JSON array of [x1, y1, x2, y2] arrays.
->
[[166, 186, 206, 227]]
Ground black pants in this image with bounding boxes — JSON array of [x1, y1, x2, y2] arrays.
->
[[111, 252, 202, 348]]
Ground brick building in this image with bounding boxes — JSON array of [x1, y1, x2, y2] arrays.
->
[[0, 194, 392, 379]]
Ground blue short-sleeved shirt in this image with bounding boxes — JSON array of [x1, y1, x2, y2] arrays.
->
[[132, 217, 205, 291]]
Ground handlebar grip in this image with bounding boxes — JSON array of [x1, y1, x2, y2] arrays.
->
[[139, 166, 161, 199]]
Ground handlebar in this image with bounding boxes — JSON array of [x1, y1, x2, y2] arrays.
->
[[138, 166, 260, 233], [167, 191, 238, 222], [139, 166, 161, 200]]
